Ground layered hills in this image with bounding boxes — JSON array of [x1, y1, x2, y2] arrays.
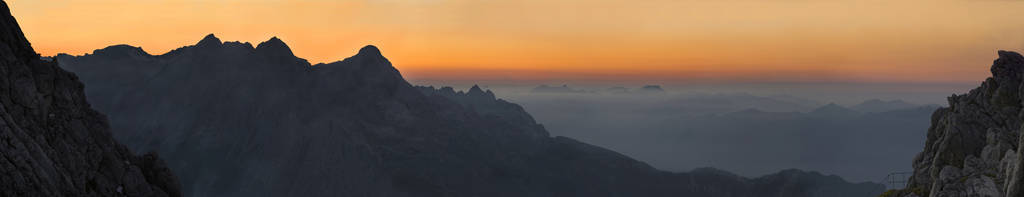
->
[[512, 90, 938, 182]]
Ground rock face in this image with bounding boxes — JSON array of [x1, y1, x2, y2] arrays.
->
[[57, 32, 883, 196], [887, 51, 1024, 197], [0, 1, 181, 196]]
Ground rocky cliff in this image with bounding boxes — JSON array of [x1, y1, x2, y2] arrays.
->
[[0, 1, 181, 196], [887, 51, 1024, 197]]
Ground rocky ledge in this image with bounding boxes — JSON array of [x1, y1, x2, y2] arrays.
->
[[886, 51, 1024, 197]]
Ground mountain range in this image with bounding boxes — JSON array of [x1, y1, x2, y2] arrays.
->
[[510, 89, 938, 182], [51, 32, 884, 196], [851, 99, 919, 113]]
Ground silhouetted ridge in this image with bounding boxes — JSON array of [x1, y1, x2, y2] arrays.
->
[[809, 103, 859, 117], [358, 44, 382, 57], [640, 85, 665, 92], [469, 84, 484, 93], [253, 36, 310, 67], [0, 1, 33, 62], [309, 44, 404, 91], [417, 85, 545, 138], [222, 41, 255, 50], [255, 36, 293, 56], [465, 84, 497, 100], [321, 45, 391, 68], [57, 32, 884, 196], [851, 99, 918, 112], [92, 44, 150, 57], [196, 33, 221, 47]]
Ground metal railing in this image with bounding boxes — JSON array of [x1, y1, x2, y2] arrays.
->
[[881, 171, 913, 190]]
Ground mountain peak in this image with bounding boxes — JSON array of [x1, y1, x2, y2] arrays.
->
[[465, 85, 496, 100], [255, 36, 294, 57], [196, 33, 222, 47], [358, 45, 382, 57], [91, 44, 150, 57], [810, 103, 859, 116], [468, 85, 483, 93], [815, 103, 844, 110]]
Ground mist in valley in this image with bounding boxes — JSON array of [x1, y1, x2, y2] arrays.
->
[[417, 82, 977, 183]]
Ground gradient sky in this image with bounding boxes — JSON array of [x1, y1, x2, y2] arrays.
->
[[8, 0, 1024, 83]]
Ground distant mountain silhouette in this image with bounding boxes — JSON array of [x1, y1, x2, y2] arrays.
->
[[55, 34, 884, 196], [639, 85, 666, 93], [518, 92, 937, 182], [606, 86, 630, 94], [809, 103, 861, 118], [601, 85, 666, 94], [850, 99, 919, 113], [531, 84, 590, 93], [722, 108, 804, 120], [0, 1, 181, 196], [664, 93, 821, 112]]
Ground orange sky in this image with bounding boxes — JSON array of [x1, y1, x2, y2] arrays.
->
[[8, 0, 1024, 83]]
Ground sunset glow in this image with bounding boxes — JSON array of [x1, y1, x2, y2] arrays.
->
[[9, 0, 1024, 83]]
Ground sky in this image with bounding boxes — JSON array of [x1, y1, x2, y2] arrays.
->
[[8, 0, 1024, 84]]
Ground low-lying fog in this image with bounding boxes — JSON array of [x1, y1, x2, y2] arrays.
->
[[416, 82, 978, 183]]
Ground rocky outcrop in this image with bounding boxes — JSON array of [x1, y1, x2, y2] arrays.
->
[[887, 51, 1024, 197], [0, 1, 181, 196]]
